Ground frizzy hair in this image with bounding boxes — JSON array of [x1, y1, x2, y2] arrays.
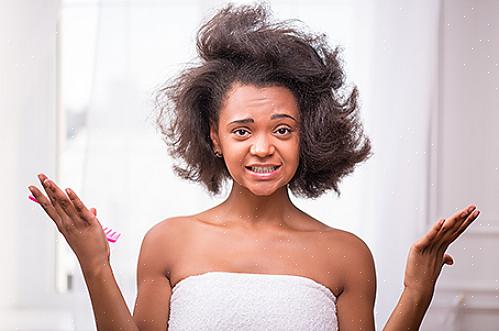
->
[[154, 3, 373, 199]]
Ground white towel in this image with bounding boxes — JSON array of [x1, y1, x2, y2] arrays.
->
[[168, 271, 338, 331]]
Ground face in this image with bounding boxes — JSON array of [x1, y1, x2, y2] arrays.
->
[[210, 82, 301, 196]]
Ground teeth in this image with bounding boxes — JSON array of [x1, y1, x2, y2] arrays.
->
[[250, 166, 278, 173]]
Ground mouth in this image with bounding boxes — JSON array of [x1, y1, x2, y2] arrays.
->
[[245, 165, 281, 173], [244, 165, 281, 179]]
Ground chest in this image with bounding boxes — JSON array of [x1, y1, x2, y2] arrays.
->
[[167, 222, 346, 298]]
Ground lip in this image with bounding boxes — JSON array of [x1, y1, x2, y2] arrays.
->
[[245, 165, 281, 180], [246, 164, 281, 167]]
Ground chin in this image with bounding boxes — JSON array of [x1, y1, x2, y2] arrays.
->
[[248, 189, 276, 197], [243, 182, 288, 197]]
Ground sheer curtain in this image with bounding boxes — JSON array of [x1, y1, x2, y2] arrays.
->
[[59, 1, 223, 319], [353, 0, 441, 327], [59, 0, 441, 329]]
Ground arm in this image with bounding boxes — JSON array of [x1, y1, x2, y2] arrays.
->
[[29, 174, 140, 331], [83, 220, 173, 331], [132, 222, 173, 330], [382, 287, 432, 331], [81, 263, 139, 331], [383, 204, 479, 331], [335, 234, 376, 331], [82, 220, 174, 331]]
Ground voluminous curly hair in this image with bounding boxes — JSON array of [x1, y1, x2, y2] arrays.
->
[[154, 3, 373, 199]]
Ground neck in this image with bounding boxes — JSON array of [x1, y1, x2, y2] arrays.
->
[[216, 181, 300, 230]]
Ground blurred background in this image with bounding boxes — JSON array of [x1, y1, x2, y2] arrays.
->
[[1, 0, 498, 330]]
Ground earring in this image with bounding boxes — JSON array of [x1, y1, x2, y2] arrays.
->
[[214, 151, 223, 158]]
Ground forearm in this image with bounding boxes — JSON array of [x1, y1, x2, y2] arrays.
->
[[382, 287, 433, 331], [80, 263, 139, 331]]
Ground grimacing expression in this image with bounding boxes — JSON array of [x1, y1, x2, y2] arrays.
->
[[210, 83, 301, 196]]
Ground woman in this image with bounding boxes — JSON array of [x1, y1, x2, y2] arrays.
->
[[28, 4, 479, 331]]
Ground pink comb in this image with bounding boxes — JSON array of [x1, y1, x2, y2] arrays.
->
[[28, 195, 121, 243]]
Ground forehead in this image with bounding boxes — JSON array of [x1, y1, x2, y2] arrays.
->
[[219, 83, 300, 121]]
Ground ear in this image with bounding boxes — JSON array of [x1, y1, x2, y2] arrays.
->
[[209, 123, 221, 152]]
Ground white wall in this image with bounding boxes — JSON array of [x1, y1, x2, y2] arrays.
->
[[423, 1, 499, 330], [0, 0, 59, 306], [353, 0, 441, 327], [0, 0, 83, 330]]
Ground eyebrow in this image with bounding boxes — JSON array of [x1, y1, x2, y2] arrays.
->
[[228, 113, 297, 125]]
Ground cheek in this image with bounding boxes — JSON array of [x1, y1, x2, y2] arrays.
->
[[285, 137, 300, 158], [223, 144, 247, 167], [287, 141, 301, 174]]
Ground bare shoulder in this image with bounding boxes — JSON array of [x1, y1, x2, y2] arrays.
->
[[139, 216, 197, 274], [327, 228, 373, 256], [145, 215, 194, 238], [291, 212, 375, 279], [133, 216, 194, 329], [142, 215, 199, 246], [326, 229, 376, 330], [318, 228, 376, 289], [140, 217, 187, 253]]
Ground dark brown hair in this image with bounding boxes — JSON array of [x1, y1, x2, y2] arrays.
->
[[154, 3, 373, 199]]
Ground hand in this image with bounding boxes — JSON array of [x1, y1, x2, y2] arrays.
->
[[403, 204, 480, 296], [28, 173, 110, 271]]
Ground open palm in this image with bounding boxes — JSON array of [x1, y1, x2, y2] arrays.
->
[[403, 204, 480, 296], [28, 173, 110, 269]]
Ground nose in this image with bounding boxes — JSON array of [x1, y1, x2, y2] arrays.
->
[[250, 135, 275, 157]]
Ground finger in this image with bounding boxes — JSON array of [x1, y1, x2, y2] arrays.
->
[[37, 173, 48, 185], [43, 178, 79, 227], [413, 218, 445, 252], [65, 188, 96, 225], [90, 208, 97, 216], [443, 253, 454, 266], [436, 204, 477, 248], [39, 176, 66, 217], [28, 185, 63, 229], [38, 174, 66, 220], [49, 180, 80, 217], [446, 204, 477, 228], [442, 205, 475, 230], [449, 208, 480, 242]]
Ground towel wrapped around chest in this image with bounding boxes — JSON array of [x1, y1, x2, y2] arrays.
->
[[167, 271, 338, 331]]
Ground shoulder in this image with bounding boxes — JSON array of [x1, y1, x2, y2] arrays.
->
[[328, 229, 376, 294], [141, 215, 200, 249], [325, 230, 376, 329], [330, 229, 373, 259], [299, 213, 374, 267], [134, 217, 196, 329], [141, 210, 220, 252], [139, 216, 197, 273], [143, 215, 194, 239]]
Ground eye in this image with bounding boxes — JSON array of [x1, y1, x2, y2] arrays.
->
[[233, 129, 250, 137], [275, 127, 292, 135]]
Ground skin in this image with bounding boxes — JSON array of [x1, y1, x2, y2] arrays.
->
[[208, 82, 305, 229], [28, 83, 480, 331]]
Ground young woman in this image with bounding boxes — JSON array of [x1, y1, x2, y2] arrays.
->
[[28, 4, 480, 331]]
